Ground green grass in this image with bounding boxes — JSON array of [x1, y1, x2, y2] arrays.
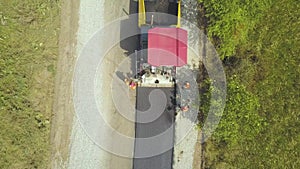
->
[[0, 0, 60, 168], [199, 0, 300, 168]]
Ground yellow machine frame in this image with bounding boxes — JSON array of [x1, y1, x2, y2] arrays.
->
[[138, 0, 146, 27], [176, 0, 181, 28]]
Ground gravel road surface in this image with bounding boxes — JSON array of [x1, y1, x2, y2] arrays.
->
[[67, 0, 133, 169], [173, 0, 202, 169]]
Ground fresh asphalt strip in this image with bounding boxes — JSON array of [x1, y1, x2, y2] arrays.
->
[[133, 87, 175, 169]]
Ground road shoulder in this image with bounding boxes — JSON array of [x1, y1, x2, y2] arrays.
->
[[50, 0, 79, 168]]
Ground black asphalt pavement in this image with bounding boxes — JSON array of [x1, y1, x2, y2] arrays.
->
[[133, 87, 175, 169]]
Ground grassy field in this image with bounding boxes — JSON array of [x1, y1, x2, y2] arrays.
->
[[0, 0, 60, 168], [198, 0, 300, 168]]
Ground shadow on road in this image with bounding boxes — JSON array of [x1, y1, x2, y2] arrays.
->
[[120, 0, 139, 55]]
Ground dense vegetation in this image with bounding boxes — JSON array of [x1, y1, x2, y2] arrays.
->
[[0, 0, 60, 168], [199, 0, 300, 168]]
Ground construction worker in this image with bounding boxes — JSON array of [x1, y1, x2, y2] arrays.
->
[[183, 82, 190, 89], [129, 81, 137, 90], [181, 105, 189, 112]]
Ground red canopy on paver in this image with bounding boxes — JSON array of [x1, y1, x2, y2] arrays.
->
[[147, 27, 187, 67]]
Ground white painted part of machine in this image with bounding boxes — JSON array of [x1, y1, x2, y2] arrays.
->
[[151, 66, 157, 73]]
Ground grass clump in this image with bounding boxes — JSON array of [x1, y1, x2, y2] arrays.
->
[[0, 0, 60, 168], [199, 0, 300, 168]]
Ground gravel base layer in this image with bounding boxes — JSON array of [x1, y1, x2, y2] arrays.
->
[[68, 0, 133, 169], [68, 0, 107, 168], [173, 0, 202, 169]]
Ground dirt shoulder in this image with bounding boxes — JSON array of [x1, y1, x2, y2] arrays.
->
[[50, 0, 79, 168]]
